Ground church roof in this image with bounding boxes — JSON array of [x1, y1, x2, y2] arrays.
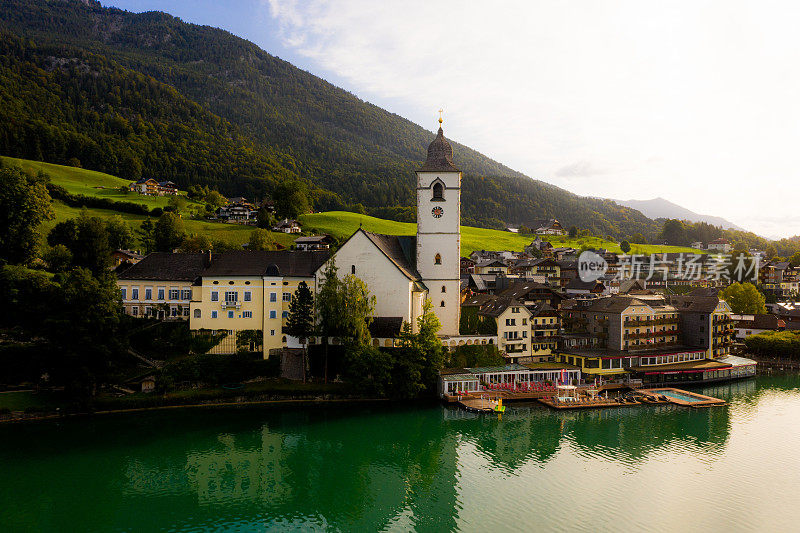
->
[[419, 127, 460, 172], [361, 230, 421, 281]]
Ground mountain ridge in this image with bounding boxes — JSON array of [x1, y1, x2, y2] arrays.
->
[[0, 0, 696, 240], [614, 197, 747, 232]]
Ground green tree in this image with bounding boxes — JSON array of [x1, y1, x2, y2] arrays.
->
[[0, 165, 54, 264], [48, 219, 78, 249], [46, 268, 126, 405], [788, 251, 800, 267], [720, 282, 767, 314], [342, 344, 393, 397], [248, 228, 276, 251], [256, 206, 276, 229], [568, 226, 578, 238], [392, 299, 444, 398], [137, 218, 156, 253], [620, 240, 631, 254], [106, 215, 134, 250], [43, 244, 73, 273], [661, 219, 688, 245], [166, 195, 188, 213], [285, 281, 314, 382], [628, 232, 647, 244], [153, 212, 185, 252], [204, 190, 227, 210], [274, 180, 311, 219], [316, 258, 344, 382], [179, 234, 213, 252], [765, 244, 778, 259], [340, 274, 377, 346], [49, 212, 113, 275]]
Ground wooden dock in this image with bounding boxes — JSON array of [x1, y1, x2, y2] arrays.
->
[[537, 396, 668, 410], [447, 386, 725, 412], [457, 397, 501, 413]]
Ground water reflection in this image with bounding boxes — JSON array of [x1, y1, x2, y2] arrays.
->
[[1, 375, 799, 532]]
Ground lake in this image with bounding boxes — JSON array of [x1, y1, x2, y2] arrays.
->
[[2, 375, 799, 532]]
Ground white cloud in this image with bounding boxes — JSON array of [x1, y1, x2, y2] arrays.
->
[[262, 0, 800, 237]]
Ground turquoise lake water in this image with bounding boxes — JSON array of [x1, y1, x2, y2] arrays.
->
[[2, 375, 800, 532]]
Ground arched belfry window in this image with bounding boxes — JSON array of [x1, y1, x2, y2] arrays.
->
[[434, 253, 442, 265], [351, 265, 356, 274], [441, 285, 446, 293], [432, 181, 444, 200], [440, 300, 446, 307]]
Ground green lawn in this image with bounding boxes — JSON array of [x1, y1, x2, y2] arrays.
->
[[0, 391, 63, 412], [48, 201, 297, 248], [1, 156, 195, 211], [301, 211, 702, 256], [3, 156, 701, 255]]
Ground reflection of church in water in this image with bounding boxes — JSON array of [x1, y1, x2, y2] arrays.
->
[[118, 395, 741, 530]]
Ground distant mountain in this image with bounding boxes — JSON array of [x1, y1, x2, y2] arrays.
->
[[0, 0, 663, 238], [614, 198, 746, 232]]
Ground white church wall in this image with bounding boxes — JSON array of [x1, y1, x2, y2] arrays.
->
[[320, 231, 416, 327]]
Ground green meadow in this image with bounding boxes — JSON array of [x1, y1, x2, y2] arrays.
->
[[301, 211, 702, 256], [3, 156, 702, 256]]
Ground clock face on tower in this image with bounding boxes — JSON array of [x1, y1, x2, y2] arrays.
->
[[431, 206, 444, 219]]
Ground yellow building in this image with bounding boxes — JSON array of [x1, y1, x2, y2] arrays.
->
[[474, 259, 509, 275], [478, 298, 531, 363], [117, 252, 208, 319], [530, 303, 559, 362], [189, 251, 329, 358]]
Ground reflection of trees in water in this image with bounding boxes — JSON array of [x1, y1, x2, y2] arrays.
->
[[564, 404, 730, 462], [448, 405, 564, 470], [117, 406, 462, 532], [445, 401, 731, 469], [707, 374, 800, 422], [0, 389, 769, 531]]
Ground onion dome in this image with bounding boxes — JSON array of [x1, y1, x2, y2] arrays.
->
[[419, 126, 460, 172]]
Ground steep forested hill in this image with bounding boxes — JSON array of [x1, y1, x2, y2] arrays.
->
[[0, 0, 662, 238]]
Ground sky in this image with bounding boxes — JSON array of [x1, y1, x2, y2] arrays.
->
[[103, 0, 800, 238]]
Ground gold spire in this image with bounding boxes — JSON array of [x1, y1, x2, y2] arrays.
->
[[438, 108, 443, 126]]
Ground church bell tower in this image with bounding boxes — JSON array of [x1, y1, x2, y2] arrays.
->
[[416, 114, 461, 336]]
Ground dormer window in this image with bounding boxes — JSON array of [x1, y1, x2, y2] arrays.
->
[[432, 181, 444, 200]]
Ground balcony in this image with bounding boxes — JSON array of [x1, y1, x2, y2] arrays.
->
[[221, 300, 241, 309], [624, 318, 678, 326], [624, 330, 678, 340]]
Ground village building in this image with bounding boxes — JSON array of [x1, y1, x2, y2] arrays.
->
[[510, 257, 560, 286], [555, 293, 745, 386], [273, 218, 302, 233], [117, 252, 208, 319], [733, 313, 785, 339], [478, 298, 531, 362], [216, 198, 258, 223], [564, 278, 608, 296], [111, 249, 143, 268], [528, 303, 560, 362], [767, 302, 800, 330], [529, 218, 566, 235], [524, 236, 554, 256], [707, 238, 733, 253], [759, 261, 799, 298], [474, 259, 509, 275], [128, 178, 179, 196], [293, 235, 333, 251], [189, 250, 329, 357]]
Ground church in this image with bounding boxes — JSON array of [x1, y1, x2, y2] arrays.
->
[[317, 120, 462, 336]]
